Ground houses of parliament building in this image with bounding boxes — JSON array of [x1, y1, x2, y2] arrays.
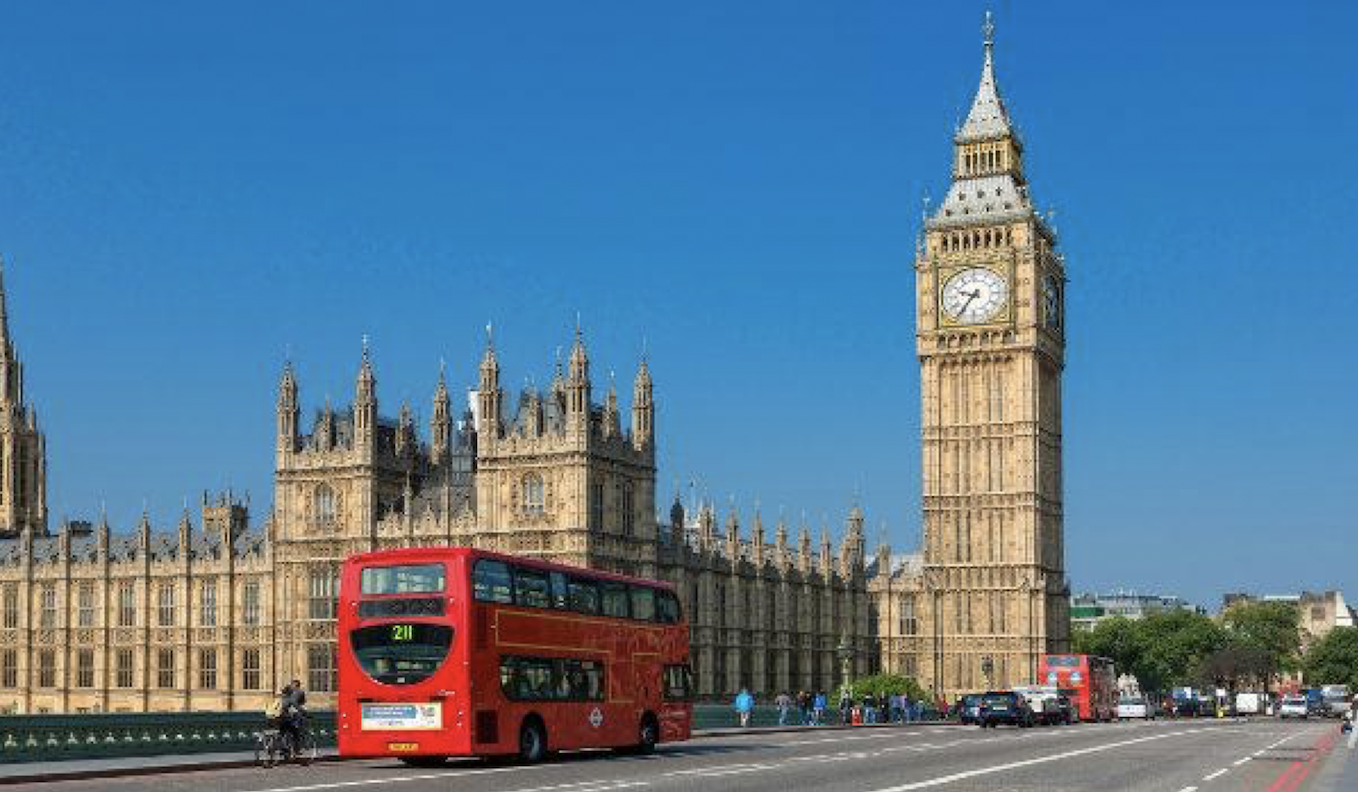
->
[[0, 15, 1068, 714]]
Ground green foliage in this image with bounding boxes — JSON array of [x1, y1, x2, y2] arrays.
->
[[1302, 626, 1358, 688], [1198, 643, 1274, 690], [835, 674, 928, 703], [1221, 600, 1301, 677], [1074, 611, 1227, 692]]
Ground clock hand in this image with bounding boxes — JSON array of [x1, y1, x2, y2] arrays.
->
[[957, 290, 979, 316]]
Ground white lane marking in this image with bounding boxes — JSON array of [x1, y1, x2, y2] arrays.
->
[[1203, 768, 1229, 781], [857, 728, 1206, 792], [242, 763, 533, 792], [1178, 787, 1199, 792], [1349, 725, 1357, 750], [1232, 757, 1251, 766]]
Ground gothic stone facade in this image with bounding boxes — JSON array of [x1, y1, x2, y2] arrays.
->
[[0, 314, 879, 712], [872, 18, 1072, 697]]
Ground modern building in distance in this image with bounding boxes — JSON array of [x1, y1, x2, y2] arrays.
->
[[1222, 590, 1356, 650], [1069, 591, 1196, 633]]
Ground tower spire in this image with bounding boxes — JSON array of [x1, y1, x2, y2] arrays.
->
[[957, 10, 1014, 144]]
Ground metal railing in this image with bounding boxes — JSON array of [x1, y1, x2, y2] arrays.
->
[[0, 711, 337, 764], [0, 706, 943, 764]]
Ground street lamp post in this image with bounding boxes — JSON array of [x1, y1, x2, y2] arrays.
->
[[981, 654, 994, 689], [837, 638, 854, 689]]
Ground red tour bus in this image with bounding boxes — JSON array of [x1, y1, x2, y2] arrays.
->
[[337, 547, 693, 764], [1038, 654, 1117, 722]]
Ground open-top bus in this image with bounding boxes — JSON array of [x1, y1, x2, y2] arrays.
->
[[337, 547, 693, 763], [1038, 654, 1117, 722]]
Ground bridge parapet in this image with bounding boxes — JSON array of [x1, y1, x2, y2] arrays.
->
[[0, 711, 337, 764]]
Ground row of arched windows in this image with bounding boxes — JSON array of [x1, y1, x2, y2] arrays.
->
[[938, 226, 1012, 254]]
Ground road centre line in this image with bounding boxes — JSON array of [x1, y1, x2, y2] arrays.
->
[[1178, 787, 1198, 792], [1203, 769, 1229, 781], [857, 728, 1208, 792], [1232, 757, 1251, 766]]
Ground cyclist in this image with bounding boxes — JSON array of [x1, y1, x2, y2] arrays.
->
[[277, 679, 308, 757]]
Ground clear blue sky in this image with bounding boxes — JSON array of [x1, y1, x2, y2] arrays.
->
[[0, 2, 1353, 609]]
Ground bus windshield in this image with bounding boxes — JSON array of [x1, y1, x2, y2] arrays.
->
[[361, 564, 446, 595], [350, 623, 453, 685]]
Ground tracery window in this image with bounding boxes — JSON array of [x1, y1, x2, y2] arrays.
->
[[78, 583, 96, 627], [314, 484, 337, 528], [157, 585, 176, 627], [523, 474, 544, 516], [308, 567, 339, 620], [39, 586, 56, 629], [117, 583, 136, 627]]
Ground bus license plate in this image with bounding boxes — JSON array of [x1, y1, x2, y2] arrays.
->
[[388, 742, 420, 753]]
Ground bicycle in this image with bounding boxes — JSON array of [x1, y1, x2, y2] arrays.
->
[[255, 722, 317, 768]]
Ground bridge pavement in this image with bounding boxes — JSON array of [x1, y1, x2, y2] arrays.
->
[[3, 718, 1349, 792]]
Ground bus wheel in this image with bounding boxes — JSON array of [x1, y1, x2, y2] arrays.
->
[[637, 714, 659, 755], [519, 719, 547, 764]]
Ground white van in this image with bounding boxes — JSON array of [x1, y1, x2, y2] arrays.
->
[[1235, 692, 1267, 716]]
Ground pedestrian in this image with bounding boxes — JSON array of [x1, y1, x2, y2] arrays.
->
[[776, 691, 792, 726], [862, 692, 876, 724], [814, 690, 827, 726], [735, 688, 755, 728], [839, 688, 853, 725], [798, 690, 811, 725]]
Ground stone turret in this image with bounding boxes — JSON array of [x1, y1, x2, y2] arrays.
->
[[631, 358, 653, 451], [354, 340, 377, 455]]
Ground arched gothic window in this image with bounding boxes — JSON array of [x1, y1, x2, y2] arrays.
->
[[314, 484, 337, 527], [523, 474, 545, 516]]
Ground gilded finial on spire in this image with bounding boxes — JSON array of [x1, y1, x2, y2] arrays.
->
[[485, 321, 494, 350], [983, 10, 995, 51]]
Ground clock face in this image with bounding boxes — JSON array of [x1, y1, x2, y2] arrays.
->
[[941, 268, 1008, 324], [1043, 275, 1062, 330]]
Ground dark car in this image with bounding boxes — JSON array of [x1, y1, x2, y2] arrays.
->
[[1173, 697, 1201, 717], [959, 694, 983, 725], [978, 691, 1035, 728]]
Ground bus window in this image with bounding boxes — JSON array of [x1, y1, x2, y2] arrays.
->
[[656, 590, 681, 624], [472, 561, 513, 603], [549, 572, 569, 610], [351, 623, 454, 686], [567, 577, 600, 615], [500, 656, 557, 701], [561, 659, 605, 701], [601, 581, 630, 618], [630, 586, 656, 621], [513, 567, 552, 609], [362, 564, 446, 595], [664, 664, 693, 701]]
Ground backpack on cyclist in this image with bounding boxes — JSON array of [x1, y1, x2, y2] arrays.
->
[[264, 699, 285, 721]]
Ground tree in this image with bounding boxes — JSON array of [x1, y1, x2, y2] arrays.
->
[[1221, 600, 1302, 686], [1133, 610, 1228, 693], [1199, 643, 1274, 692], [836, 674, 928, 703], [1071, 611, 1226, 694], [1303, 626, 1358, 688]]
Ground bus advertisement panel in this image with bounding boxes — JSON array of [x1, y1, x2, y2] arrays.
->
[[1038, 654, 1117, 722], [337, 547, 692, 763]]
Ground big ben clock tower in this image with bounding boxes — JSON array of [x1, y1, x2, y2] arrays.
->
[[916, 13, 1070, 695]]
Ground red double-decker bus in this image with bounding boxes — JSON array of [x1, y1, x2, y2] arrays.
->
[[337, 547, 693, 764], [1038, 654, 1117, 722]]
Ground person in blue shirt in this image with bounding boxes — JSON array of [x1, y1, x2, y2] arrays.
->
[[734, 688, 755, 728], [813, 691, 827, 725]]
